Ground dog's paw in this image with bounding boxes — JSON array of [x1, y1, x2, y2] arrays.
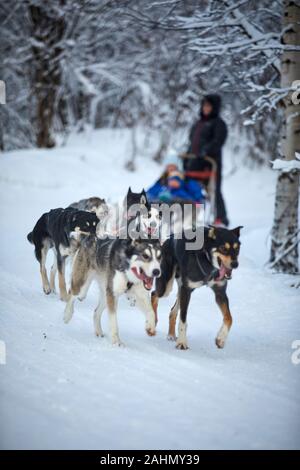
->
[[176, 341, 189, 350], [43, 285, 51, 295], [215, 337, 225, 349], [60, 293, 70, 302], [146, 327, 156, 337], [49, 281, 56, 294], [145, 318, 156, 336], [63, 314, 71, 324], [112, 339, 125, 348], [167, 334, 177, 341], [63, 306, 73, 324], [215, 325, 228, 349], [95, 330, 104, 338]]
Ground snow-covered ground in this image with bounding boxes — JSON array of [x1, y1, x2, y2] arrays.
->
[[0, 129, 299, 450]]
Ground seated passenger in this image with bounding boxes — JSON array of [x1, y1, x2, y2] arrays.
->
[[147, 163, 204, 203]]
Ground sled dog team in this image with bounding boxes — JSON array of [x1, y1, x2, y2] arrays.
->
[[27, 188, 242, 350]]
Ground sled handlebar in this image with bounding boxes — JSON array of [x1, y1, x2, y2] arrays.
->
[[179, 154, 217, 171], [178, 152, 196, 159]]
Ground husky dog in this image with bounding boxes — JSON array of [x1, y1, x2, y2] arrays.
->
[[151, 226, 242, 350], [69, 197, 109, 235], [27, 208, 99, 300], [64, 236, 162, 346], [120, 187, 161, 239], [128, 205, 161, 239], [125, 187, 150, 219], [69, 196, 109, 221]]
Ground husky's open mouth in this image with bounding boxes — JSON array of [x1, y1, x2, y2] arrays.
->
[[216, 257, 232, 281], [131, 267, 154, 290], [142, 223, 157, 237]]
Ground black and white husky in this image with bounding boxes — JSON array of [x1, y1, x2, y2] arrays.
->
[[27, 208, 99, 300], [112, 187, 161, 239], [64, 236, 162, 346]]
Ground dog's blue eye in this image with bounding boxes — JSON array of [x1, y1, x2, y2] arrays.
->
[[143, 254, 150, 260]]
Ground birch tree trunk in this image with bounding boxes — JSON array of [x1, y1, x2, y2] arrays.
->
[[270, 0, 300, 273]]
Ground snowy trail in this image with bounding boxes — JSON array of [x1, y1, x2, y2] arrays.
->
[[0, 130, 299, 449]]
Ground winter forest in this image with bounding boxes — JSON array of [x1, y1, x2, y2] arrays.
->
[[0, 0, 300, 451]]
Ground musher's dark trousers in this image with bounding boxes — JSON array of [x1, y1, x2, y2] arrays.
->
[[184, 157, 228, 225]]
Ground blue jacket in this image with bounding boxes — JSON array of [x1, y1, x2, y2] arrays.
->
[[147, 178, 204, 203]]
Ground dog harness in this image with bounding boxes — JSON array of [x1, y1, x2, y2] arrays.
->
[[195, 251, 218, 282]]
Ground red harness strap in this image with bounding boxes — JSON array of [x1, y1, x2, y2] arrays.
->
[[185, 170, 216, 180]]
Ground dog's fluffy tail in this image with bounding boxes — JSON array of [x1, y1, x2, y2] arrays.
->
[[27, 231, 33, 244], [155, 238, 176, 298]]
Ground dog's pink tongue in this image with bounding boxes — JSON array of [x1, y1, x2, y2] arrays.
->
[[147, 227, 157, 236], [216, 264, 227, 281], [144, 276, 153, 289]]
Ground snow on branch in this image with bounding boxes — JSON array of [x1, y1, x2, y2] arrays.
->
[[189, 32, 281, 55], [242, 86, 292, 124], [271, 153, 300, 173]]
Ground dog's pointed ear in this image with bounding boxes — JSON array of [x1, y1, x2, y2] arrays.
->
[[140, 192, 147, 206], [127, 187, 132, 195], [123, 240, 134, 257], [208, 226, 216, 239], [231, 226, 243, 238]]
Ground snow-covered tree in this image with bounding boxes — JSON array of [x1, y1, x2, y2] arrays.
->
[[0, 0, 293, 181], [137, 1, 300, 271], [129, 0, 283, 162], [270, 0, 300, 273]]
